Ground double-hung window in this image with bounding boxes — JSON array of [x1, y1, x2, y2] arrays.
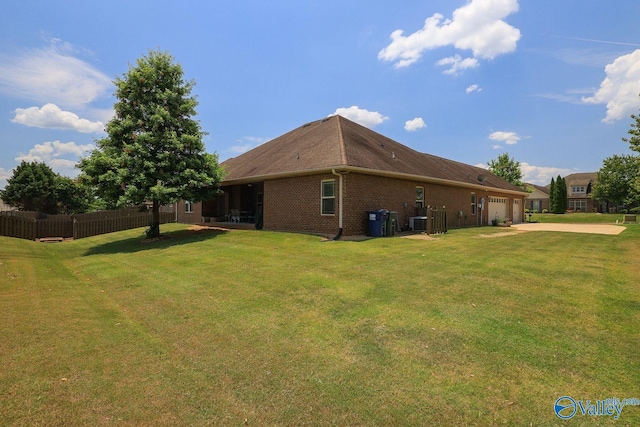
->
[[416, 186, 424, 207], [185, 200, 193, 213], [321, 180, 335, 215], [471, 193, 476, 215]]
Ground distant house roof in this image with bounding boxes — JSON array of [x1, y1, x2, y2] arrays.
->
[[0, 199, 16, 212], [524, 183, 550, 199], [222, 116, 526, 194], [564, 172, 597, 188]]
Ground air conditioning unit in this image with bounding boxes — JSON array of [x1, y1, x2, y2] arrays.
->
[[409, 216, 427, 231]]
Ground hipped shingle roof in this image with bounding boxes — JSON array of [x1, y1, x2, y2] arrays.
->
[[221, 116, 525, 193]]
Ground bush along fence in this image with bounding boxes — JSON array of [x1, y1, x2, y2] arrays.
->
[[0, 207, 176, 241]]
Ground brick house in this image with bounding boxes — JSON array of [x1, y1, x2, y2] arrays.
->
[[565, 172, 600, 212], [524, 183, 550, 212], [179, 116, 528, 236], [524, 172, 607, 214]]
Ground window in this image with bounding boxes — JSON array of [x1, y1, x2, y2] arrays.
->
[[471, 193, 476, 215], [321, 180, 335, 215], [569, 200, 587, 212], [185, 200, 193, 213], [416, 186, 424, 207], [571, 186, 586, 194]]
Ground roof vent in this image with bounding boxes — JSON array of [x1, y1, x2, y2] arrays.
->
[[477, 174, 487, 185], [392, 151, 396, 160]]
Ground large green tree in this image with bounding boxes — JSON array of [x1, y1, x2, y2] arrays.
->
[[592, 154, 640, 209], [79, 50, 223, 238], [0, 161, 90, 214], [488, 152, 523, 187], [556, 175, 567, 213], [549, 175, 567, 214], [54, 176, 93, 215], [549, 177, 557, 213], [1, 161, 59, 213]]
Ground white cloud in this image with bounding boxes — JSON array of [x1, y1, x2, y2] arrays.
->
[[404, 117, 426, 131], [475, 161, 572, 185], [0, 167, 11, 190], [378, 0, 520, 70], [15, 140, 94, 177], [0, 39, 112, 108], [489, 131, 522, 145], [228, 136, 270, 155], [329, 106, 389, 128], [581, 49, 640, 123], [466, 84, 482, 94], [491, 144, 503, 150], [12, 103, 105, 133], [520, 162, 573, 186], [436, 55, 479, 75]]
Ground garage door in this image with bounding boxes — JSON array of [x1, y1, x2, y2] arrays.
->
[[488, 197, 508, 222], [513, 199, 522, 223]]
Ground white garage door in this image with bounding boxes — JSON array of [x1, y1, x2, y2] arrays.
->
[[513, 199, 522, 223], [488, 197, 508, 222]]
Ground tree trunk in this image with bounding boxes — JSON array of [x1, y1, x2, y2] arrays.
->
[[148, 199, 161, 238]]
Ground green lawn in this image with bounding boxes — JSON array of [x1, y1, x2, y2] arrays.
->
[[1, 224, 639, 426]]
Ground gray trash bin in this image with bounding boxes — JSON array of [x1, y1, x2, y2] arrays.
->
[[385, 211, 398, 236]]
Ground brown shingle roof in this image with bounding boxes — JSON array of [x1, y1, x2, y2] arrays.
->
[[221, 115, 525, 193], [564, 172, 596, 187]]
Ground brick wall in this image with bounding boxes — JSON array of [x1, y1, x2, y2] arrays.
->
[[261, 172, 522, 236], [176, 199, 202, 224], [263, 174, 339, 235], [343, 174, 485, 234]]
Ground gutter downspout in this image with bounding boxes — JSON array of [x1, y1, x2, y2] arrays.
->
[[332, 169, 344, 240]]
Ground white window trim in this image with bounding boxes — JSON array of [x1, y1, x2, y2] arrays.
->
[[185, 200, 193, 213], [321, 179, 335, 216], [471, 192, 476, 215], [416, 186, 424, 208]]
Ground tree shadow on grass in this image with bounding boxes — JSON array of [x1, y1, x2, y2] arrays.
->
[[83, 226, 229, 256]]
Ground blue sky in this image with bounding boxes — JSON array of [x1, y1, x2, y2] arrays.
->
[[1, 0, 639, 188]]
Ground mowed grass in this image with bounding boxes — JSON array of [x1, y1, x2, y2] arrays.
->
[[1, 223, 639, 426]]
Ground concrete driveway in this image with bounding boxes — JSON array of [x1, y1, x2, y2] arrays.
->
[[511, 223, 626, 235]]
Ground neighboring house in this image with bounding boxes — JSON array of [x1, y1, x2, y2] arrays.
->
[[0, 198, 16, 212], [525, 172, 607, 214], [524, 183, 549, 212], [565, 172, 599, 212], [180, 116, 528, 236]]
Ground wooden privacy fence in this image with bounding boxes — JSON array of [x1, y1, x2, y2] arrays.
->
[[0, 207, 175, 241], [426, 207, 447, 235]]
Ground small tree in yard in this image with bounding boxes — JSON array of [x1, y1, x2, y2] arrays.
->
[[80, 50, 223, 238], [488, 152, 524, 187]]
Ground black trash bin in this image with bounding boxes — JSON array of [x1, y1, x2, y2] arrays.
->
[[367, 209, 389, 237]]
